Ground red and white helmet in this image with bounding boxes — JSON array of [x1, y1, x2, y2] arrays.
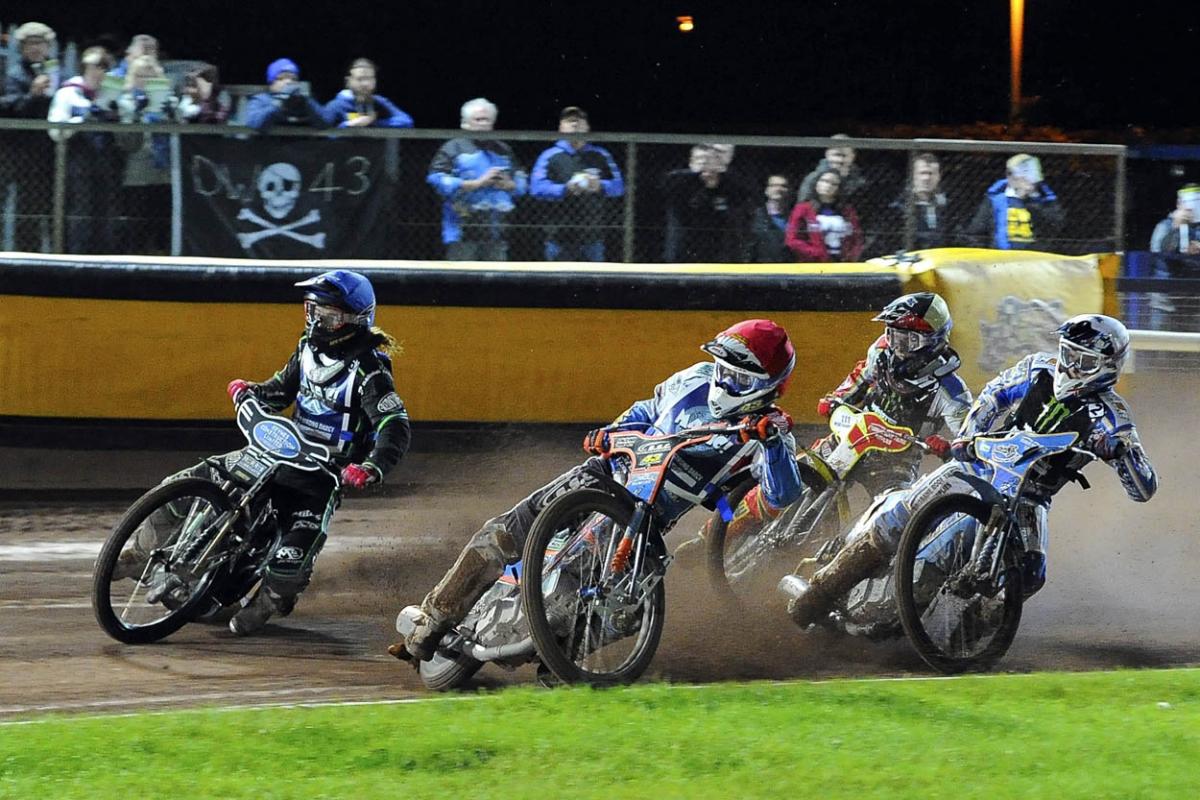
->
[[701, 319, 796, 418]]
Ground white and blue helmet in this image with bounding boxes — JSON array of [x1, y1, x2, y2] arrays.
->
[[1053, 314, 1129, 400]]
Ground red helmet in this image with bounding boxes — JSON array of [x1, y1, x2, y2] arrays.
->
[[701, 319, 796, 418]]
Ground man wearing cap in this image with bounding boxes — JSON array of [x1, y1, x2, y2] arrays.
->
[[1, 22, 58, 252], [529, 106, 624, 261], [965, 153, 1064, 250], [245, 58, 330, 131]]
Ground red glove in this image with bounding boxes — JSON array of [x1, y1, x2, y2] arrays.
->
[[340, 462, 380, 489], [739, 410, 793, 442], [227, 379, 252, 404], [924, 435, 951, 460], [582, 428, 611, 455], [816, 397, 834, 417]]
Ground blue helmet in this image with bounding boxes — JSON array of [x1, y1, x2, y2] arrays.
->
[[295, 270, 376, 345]]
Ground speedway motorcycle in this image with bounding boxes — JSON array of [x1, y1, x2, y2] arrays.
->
[[707, 401, 933, 612], [892, 429, 1096, 673], [92, 396, 339, 644], [397, 420, 761, 690]]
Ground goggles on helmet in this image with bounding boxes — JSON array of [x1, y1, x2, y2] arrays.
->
[[305, 301, 362, 332], [713, 360, 772, 397], [1058, 340, 1104, 376], [886, 326, 932, 359]]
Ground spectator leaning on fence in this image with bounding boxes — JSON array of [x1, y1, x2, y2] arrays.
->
[[797, 134, 867, 203], [785, 168, 863, 263], [965, 153, 1064, 250], [1, 21, 57, 118], [660, 144, 754, 263], [529, 106, 624, 262], [323, 58, 413, 129], [47, 46, 124, 255], [245, 58, 329, 132], [176, 64, 230, 124], [1150, 183, 1200, 256], [115, 55, 171, 255], [427, 97, 528, 261], [744, 174, 794, 263], [111, 34, 159, 79], [887, 152, 950, 251]]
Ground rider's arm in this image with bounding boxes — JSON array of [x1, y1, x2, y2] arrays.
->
[[357, 360, 412, 480], [931, 374, 974, 435], [246, 348, 302, 412], [959, 354, 1038, 437], [752, 432, 805, 509], [1091, 396, 1158, 502]]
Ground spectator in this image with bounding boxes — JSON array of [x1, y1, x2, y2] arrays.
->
[[1150, 183, 1200, 256], [744, 174, 794, 263], [797, 134, 867, 203], [245, 58, 328, 132], [785, 168, 863, 262], [323, 57, 413, 128], [965, 153, 1064, 250], [115, 55, 171, 254], [176, 64, 230, 124], [529, 106, 624, 261], [427, 97, 528, 261], [1, 21, 57, 252], [887, 152, 950, 251], [47, 46, 124, 254], [660, 144, 754, 263], [110, 34, 158, 79]]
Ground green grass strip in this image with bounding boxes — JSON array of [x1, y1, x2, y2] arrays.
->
[[2, 668, 1198, 799]]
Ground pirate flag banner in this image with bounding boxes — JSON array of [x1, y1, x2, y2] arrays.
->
[[178, 136, 390, 258]]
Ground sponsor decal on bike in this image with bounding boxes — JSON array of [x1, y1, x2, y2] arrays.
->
[[253, 420, 302, 458], [637, 440, 674, 454], [991, 443, 1021, 464]]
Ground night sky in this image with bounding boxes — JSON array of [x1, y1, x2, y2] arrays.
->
[[2, 0, 1187, 133]]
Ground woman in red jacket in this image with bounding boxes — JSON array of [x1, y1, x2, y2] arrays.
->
[[785, 169, 864, 262]]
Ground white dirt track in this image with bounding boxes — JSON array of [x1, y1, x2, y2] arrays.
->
[[1, 373, 1196, 718]]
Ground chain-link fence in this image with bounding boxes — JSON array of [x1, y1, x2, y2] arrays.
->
[[0, 120, 1128, 263]]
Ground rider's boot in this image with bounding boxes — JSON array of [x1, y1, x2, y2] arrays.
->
[[229, 585, 287, 636], [392, 548, 499, 661], [111, 548, 148, 581], [783, 535, 885, 629], [111, 505, 179, 581]]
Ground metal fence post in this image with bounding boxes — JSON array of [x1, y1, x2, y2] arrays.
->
[[1114, 147, 1127, 252], [51, 135, 67, 254], [622, 141, 638, 263], [903, 147, 917, 252], [170, 132, 182, 256]]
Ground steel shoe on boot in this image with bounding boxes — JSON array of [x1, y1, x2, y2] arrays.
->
[[398, 607, 450, 662], [784, 535, 885, 629], [229, 587, 284, 636]]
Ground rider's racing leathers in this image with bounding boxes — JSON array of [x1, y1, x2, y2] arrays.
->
[[834, 351, 1157, 615], [718, 335, 972, 544], [409, 361, 805, 644]]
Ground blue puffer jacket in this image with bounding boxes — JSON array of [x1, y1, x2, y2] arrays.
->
[[322, 90, 413, 128]]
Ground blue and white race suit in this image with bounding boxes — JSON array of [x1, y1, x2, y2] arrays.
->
[[842, 352, 1156, 602]]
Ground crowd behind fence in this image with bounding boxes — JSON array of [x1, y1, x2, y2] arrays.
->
[[0, 121, 1128, 264]]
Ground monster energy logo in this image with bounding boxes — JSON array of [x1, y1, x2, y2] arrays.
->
[[1034, 398, 1071, 432]]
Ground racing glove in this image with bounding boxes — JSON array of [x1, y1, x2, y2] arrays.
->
[[949, 438, 975, 462], [227, 379, 252, 405], [924, 435, 951, 460], [1088, 431, 1129, 461], [739, 410, 793, 443], [816, 396, 834, 418], [582, 428, 612, 455], [340, 462, 381, 489]]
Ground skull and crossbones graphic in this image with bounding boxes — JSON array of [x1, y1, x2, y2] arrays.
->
[[237, 163, 327, 249]]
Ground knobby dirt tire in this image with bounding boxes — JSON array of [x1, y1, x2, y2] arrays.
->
[[894, 493, 1023, 674], [93, 477, 234, 644], [521, 487, 663, 687]]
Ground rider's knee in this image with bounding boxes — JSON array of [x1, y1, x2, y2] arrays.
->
[[465, 517, 519, 568]]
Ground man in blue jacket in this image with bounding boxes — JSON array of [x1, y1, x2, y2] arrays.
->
[[245, 58, 329, 132], [965, 153, 1064, 250], [529, 106, 624, 261], [323, 58, 413, 129]]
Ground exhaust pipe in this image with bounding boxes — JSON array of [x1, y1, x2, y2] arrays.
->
[[777, 573, 810, 601]]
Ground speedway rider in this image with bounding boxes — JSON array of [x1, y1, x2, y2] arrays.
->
[[687, 292, 972, 558], [784, 313, 1158, 630], [118, 270, 411, 635], [392, 319, 805, 662]]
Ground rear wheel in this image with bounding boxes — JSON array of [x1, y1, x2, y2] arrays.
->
[[894, 494, 1023, 674], [93, 477, 235, 644], [522, 488, 664, 686]]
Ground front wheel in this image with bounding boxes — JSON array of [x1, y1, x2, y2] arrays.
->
[[894, 494, 1023, 674], [93, 477, 235, 644], [522, 488, 665, 687]]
